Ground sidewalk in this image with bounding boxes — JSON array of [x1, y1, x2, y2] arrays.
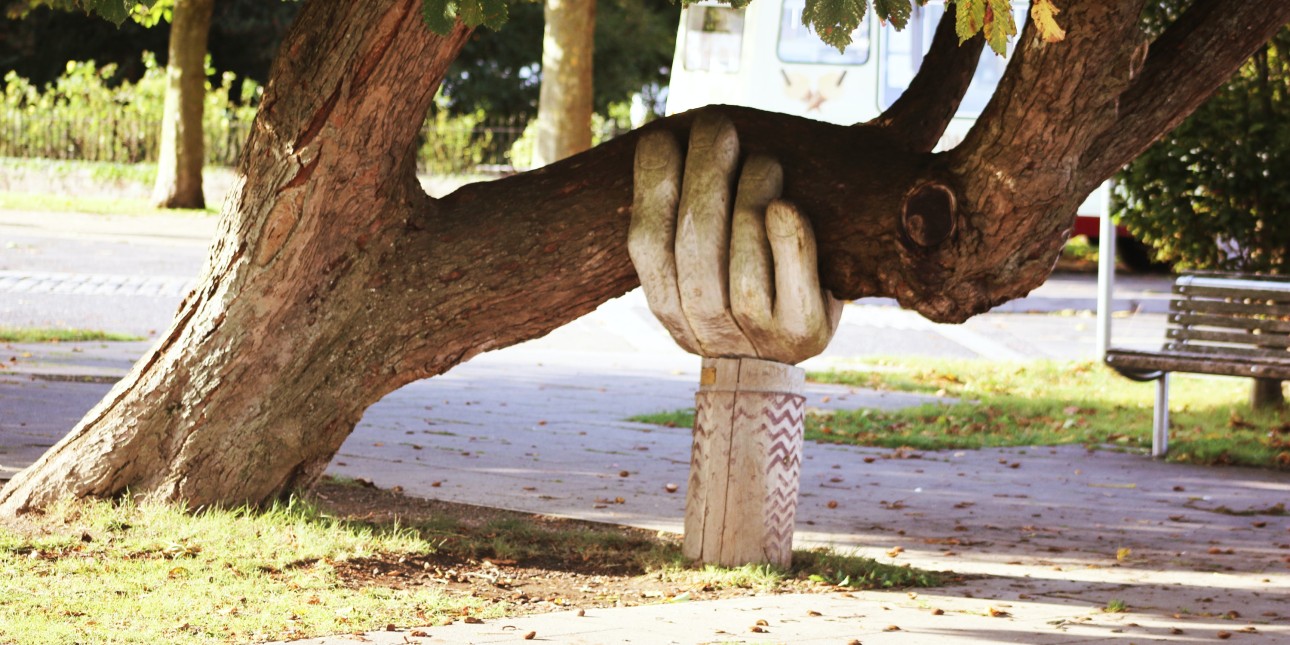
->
[[2, 299, 1286, 644]]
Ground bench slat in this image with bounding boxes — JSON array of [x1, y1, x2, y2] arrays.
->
[[1172, 299, 1290, 318], [1167, 328, 1290, 349], [1161, 342, 1290, 360], [1169, 313, 1290, 334], [1106, 348, 1290, 380], [1176, 275, 1290, 300], [1174, 286, 1290, 303]]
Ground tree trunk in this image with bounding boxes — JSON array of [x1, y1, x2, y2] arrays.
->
[[4, 0, 1290, 514], [1252, 378, 1285, 410], [152, 0, 215, 209], [533, 0, 595, 167]]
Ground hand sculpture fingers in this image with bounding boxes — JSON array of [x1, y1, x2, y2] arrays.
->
[[629, 130, 702, 354], [729, 155, 783, 354], [673, 114, 758, 357], [630, 114, 841, 364], [764, 199, 843, 361], [728, 157, 840, 363]]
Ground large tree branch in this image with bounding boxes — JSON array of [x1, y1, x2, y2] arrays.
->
[[1079, 0, 1290, 189], [868, 7, 985, 152]]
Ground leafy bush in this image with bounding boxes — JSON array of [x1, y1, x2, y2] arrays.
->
[[1, 53, 259, 166], [1116, 25, 1290, 272]]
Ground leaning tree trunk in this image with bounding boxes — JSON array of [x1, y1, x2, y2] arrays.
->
[[4, 0, 1289, 513], [533, 0, 595, 166], [152, 0, 215, 209]]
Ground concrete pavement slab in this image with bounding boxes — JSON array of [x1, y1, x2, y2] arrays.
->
[[1, 226, 1277, 644]]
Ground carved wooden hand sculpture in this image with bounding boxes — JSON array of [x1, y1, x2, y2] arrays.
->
[[629, 114, 842, 365], [628, 115, 841, 568]]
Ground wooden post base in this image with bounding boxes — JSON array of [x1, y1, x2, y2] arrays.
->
[[684, 357, 805, 568]]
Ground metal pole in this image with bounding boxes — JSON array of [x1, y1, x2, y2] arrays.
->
[[1096, 181, 1117, 358]]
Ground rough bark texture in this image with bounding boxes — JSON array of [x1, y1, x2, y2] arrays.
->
[[533, 0, 595, 166], [5, 0, 1290, 513], [151, 0, 215, 209]]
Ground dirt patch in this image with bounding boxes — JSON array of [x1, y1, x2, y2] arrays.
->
[[307, 478, 921, 616]]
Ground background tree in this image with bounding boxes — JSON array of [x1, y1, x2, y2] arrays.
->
[[2, 0, 1287, 515], [1118, 31, 1290, 275], [437, 0, 676, 121], [533, 0, 594, 165], [149, 0, 214, 208], [0, 0, 295, 90]]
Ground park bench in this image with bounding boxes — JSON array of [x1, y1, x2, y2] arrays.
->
[[1105, 272, 1290, 457]]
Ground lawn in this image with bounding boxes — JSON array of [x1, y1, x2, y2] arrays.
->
[[0, 478, 942, 644], [631, 358, 1290, 469]]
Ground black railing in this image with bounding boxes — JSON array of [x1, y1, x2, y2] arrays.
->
[[1, 110, 629, 173]]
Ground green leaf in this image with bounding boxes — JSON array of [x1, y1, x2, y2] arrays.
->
[[422, 0, 458, 36], [801, 0, 867, 52], [874, 0, 912, 31], [458, 0, 508, 30], [955, 0, 986, 43], [85, 0, 133, 25], [984, 0, 1016, 56]]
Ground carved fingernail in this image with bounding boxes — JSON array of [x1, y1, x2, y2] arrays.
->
[[690, 114, 736, 151], [636, 132, 678, 171], [766, 200, 802, 239]]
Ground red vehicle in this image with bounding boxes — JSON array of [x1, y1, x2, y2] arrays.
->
[[1072, 215, 1160, 272]]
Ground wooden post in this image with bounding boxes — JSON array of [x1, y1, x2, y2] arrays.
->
[[685, 357, 804, 567], [1251, 378, 1285, 410]]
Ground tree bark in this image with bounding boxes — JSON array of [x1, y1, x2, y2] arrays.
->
[[533, 0, 595, 166], [4, 0, 1289, 514], [151, 0, 215, 209]]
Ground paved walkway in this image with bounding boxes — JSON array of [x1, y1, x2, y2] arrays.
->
[[2, 302, 1287, 644], [3, 209, 1286, 643]]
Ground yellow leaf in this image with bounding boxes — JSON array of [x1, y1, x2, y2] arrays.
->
[[1116, 547, 1131, 562], [1031, 0, 1066, 43]]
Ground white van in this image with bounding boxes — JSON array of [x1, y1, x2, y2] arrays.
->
[[666, 0, 1145, 265]]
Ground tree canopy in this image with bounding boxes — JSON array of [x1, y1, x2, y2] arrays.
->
[[439, 0, 676, 120], [70, 0, 1066, 55], [1117, 8, 1290, 272]]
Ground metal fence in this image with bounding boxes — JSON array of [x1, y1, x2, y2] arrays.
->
[[0, 109, 254, 167], [0, 108, 546, 173]]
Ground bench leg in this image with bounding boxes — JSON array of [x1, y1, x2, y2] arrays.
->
[[1152, 373, 1170, 458]]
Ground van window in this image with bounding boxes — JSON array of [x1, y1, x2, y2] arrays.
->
[[879, 1, 1024, 116], [777, 0, 870, 65], [684, 5, 746, 73]]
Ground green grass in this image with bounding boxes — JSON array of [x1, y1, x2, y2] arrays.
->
[[0, 327, 144, 343], [630, 358, 1290, 469], [0, 497, 490, 644], [0, 191, 215, 217], [0, 487, 941, 644]]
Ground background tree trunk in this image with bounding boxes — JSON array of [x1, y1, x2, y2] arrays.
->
[[4, 0, 1290, 514], [151, 0, 215, 209], [533, 0, 595, 166]]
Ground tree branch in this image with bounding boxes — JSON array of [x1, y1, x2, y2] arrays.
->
[[1080, 0, 1290, 189], [869, 7, 985, 152]]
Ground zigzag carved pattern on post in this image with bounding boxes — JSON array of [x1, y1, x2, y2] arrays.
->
[[757, 393, 804, 561]]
